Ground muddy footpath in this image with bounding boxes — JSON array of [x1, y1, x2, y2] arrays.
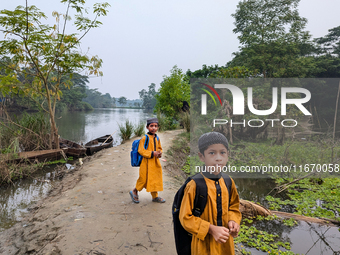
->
[[0, 129, 241, 255]]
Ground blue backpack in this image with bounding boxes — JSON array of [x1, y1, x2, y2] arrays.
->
[[131, 135, 149, 167]]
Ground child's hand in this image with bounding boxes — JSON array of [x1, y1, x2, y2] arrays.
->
[[228, 220, 240, 237], [208, 224, 229, 244], [154, 151, 162, 158]]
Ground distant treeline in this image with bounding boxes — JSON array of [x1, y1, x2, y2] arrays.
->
[[0, 73, 142, 112]]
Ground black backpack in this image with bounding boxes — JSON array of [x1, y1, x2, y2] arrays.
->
[[172, 172, 232, 255]]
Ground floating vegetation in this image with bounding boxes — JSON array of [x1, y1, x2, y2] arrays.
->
[[266, 178, 340, 221], [235, 216, 298, 255]]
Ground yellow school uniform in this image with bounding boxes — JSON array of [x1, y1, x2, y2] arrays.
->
[[179, 173, 242, 255], [135, 133, 163, 192]]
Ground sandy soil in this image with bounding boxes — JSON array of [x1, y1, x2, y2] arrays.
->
[[0, 130, 187, 255]]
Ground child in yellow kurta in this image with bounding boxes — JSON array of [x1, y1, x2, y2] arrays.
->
[[129, 118, 165, 203], [179, 132, 242, 254]]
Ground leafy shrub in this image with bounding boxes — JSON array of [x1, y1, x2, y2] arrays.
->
[[81, 101, 94, 111], [157, 112, 178, 131]]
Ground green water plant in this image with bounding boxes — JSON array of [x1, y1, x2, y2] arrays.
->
[[118, 120, 134, 143], [134, 122, 145, 137], [235, 216, 299, 255], [266, 177, 340, 221]]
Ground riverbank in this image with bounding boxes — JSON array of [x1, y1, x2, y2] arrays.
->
[[1, 129, 238, 255]]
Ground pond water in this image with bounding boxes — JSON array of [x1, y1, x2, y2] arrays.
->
[[0, 165, 60, 232], [56, 108, 153, 144], [1, 109, 339, 254]]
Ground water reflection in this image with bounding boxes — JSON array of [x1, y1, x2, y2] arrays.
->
[[0, 166, 58, 232], [56, 108, 153, 144], [234, 178, 275, 206], [243, 220, 340, 255]]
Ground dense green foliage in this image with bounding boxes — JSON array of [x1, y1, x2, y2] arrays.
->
[[155, 66, 190, 121], [230, 0, 312, 78], [187, 65, 255, 79], [312, 26, 340, 78]]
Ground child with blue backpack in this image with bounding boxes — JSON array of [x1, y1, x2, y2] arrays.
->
[[129, 118, 165, 203]]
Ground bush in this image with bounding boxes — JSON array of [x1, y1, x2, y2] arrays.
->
[[134, 122, 145, 136], [157, 112, 179, 131], [118, 120, 134, 142], [81, 101, 94, 111]]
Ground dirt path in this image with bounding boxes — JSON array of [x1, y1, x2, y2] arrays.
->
[[0, 129, 185, 255]]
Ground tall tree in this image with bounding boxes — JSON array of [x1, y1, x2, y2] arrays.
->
[[118, 96, 127, 106], [155, 65, 190, 120], [312, 26, 340, 78], [0, 1, 110, 148], [230, 0, 312, 78], [186, 64, 222, 78], [139, 83, 157, 110]]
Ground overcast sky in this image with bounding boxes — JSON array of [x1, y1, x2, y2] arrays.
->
[[2, 0, 340, 99]]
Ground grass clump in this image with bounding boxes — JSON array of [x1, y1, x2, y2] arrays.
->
[[0, 157, 44, 185], [118, 120, 134, 143], [134, 121, 145, 137], [166, 131, 191, 177], [0, 112, 50, 152]]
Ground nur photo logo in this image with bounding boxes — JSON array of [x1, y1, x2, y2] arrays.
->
[[199, 82, 312, 128]]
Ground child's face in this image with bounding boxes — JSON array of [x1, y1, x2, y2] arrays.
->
[[147, 123, 158, 134], [198, 143, 228, 175]]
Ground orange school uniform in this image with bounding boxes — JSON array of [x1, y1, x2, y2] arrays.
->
[[179, 173, 242, 255], [135, 133, 163, 192]]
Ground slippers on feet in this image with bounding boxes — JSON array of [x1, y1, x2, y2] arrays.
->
[[152, 197, 166, 203], [129, 190, 139, 203]]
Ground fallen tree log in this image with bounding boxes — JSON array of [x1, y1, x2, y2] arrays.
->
[[239, 199, 272, 218], [239, 199, 339, 226]]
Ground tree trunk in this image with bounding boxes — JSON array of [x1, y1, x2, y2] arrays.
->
[[49, 110, 59, 149], [239, 199, 338, 226]]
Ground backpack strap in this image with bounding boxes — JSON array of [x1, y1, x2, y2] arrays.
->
[[221, 173, 232, 208], [191, 173, 207, 217], [190, 173, 232, 219], [143, 134, 149, 149]]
